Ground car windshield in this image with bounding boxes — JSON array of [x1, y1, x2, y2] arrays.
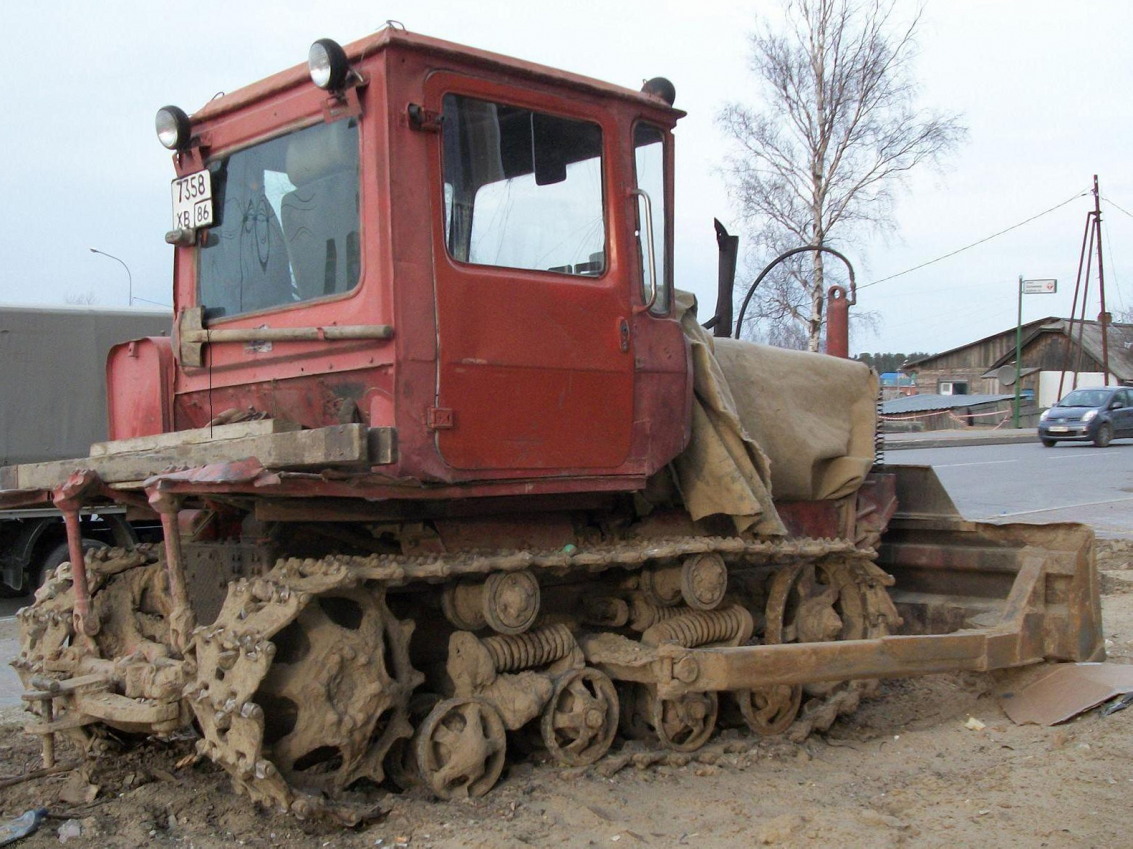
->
[[1058, 389, 1112, 408]]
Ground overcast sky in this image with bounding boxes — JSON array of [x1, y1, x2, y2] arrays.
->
[[3, 0, 1131, 356]]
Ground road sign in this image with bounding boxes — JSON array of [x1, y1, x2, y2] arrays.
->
[[1022, 278, 1057, 294]]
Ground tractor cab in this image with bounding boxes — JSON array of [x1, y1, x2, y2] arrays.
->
[[125, 28, 691, 491]]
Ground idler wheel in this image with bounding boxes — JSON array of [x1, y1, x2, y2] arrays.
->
[[482, 570, 540, 635], [680, 552, 728, 610], [765, 560, 866, 698]]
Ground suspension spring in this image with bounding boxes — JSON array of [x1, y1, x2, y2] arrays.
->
[[482, 622, 575, 673], [874, 388, 885, 466], [641, 604, 754, 648], [630, 597, 686, 632]]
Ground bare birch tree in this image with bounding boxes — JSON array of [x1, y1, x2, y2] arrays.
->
[[719, 0, 965, 350]]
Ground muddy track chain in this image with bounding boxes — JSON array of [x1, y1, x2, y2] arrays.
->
[[784, 557, 900, 743], [185, 534, 880, 814], [269, 534, 874, 585], [14, 534, 893, 815], [186, 556, 423, 819]]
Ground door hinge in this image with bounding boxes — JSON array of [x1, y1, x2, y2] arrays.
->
[[427, 407, 455, 429], [407, 103, 443, 132]]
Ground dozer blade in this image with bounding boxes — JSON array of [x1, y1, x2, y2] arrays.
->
[[632, 465, 1104, 698], [876, 463, 1103, 664]]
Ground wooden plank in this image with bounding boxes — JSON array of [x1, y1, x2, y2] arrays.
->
[[9, 425, 391, 491], [90, 418, 299, 457]]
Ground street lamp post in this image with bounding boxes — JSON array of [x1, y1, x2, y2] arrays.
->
[[89, 248, 133, 306]]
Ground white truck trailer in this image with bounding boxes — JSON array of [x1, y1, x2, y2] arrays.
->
[[0, 305, 169, 594]]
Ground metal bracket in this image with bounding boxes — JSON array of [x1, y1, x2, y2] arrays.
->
[[323, 84, 364, 123], [407, 103, 443, 132], [427, 407, 455, 429]]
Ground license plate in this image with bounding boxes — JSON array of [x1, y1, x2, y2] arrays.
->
[[1049, 426, 1069, 433], [171, 169, 214, 230]]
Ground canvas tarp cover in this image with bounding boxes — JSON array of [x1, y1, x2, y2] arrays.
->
[[672, 292, 878, 534]]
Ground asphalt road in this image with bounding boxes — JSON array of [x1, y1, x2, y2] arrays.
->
[[2, 437, 1130, 707], [887, 439, 1133, 536]]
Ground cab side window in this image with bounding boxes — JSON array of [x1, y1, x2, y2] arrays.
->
[[633, 123, 670, 314], [441, 94, 605, 276]]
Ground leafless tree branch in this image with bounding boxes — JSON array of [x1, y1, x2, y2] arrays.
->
[[718, 0, 966, 351]]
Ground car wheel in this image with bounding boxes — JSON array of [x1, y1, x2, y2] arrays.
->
[[1040, 438, 1057, 448], [1093, 423, 1114, 448]]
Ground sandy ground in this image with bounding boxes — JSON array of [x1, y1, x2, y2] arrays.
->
[[2, 543, 1132, 848]]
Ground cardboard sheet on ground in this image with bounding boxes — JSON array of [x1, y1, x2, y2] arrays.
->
[[999, 662, 1133, 725]]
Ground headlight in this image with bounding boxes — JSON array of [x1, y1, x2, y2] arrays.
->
[[309, 38, 350, 91], [1083, 410, 1098, 422], [155, 106, 191, 151], [1039, 409, 1051, 421]]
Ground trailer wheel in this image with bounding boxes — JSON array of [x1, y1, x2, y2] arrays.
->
[[36, 539, 109, 591]]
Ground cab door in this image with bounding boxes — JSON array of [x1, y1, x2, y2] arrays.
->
[[428, 81, 634, 473]]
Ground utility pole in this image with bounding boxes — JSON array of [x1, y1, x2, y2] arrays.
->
[[1094, 176, 1111, 386], [1057, 176, 1111, 400], [1014, 275, 1023, 428]]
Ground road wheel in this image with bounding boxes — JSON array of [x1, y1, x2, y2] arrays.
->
[[1040, 438, 1057, 448], [1094, 423, 1113, 448]]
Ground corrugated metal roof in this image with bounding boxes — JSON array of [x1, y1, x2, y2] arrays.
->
[[881, 393, 1014, 415]]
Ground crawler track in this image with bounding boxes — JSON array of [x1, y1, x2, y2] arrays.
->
[[14, 535, 898, 818]]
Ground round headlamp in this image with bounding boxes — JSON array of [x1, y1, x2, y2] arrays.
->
[[155, 106, 191, 151], [309, 38, 350, 91]]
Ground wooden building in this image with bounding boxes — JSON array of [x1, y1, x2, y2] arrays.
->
[[903, 317, 1133, 408]]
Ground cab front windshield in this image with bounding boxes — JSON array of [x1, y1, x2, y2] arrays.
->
[[197, 119, 361, 319]]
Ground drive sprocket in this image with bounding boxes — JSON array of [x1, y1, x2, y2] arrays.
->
[[188, 557, 422, 818]]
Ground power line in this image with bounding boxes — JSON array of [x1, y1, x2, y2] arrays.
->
[[1101, 213, 1124, 314], [1102, 196, 1133, 220], [859, 189, 1089, 291]]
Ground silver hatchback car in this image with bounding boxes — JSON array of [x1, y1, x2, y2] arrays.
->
[[1038, 386, 1133, 447]]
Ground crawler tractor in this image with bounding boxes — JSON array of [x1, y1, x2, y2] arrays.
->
[[3, 28, 1101, 819]]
